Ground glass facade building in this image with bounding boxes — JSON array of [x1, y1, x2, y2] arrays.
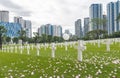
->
[[38, 24, 62, 37], [84, 17, 89, 36], [75, 19, 83, 39], [89, 4, 103, 31], [0, 22, 21, 37], [107, 2, 115, 34], [107, 1, 120, 35]]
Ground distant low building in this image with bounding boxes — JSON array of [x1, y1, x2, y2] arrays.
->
[[0, 22, 21, 37]]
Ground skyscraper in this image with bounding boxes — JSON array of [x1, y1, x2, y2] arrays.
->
[[53, 25, 57, 37], [46, 24, 53, 36], [57, 26, 62, 37], [75, 19, 83, 39], [107, 2, 115, 34], [0, 11, 9, 22], [103, 15, 107, 31], [38, 24, 62, 37], [38, 25, 46, 36], [0, 22, 21, 37], [89, 4, 103, 31], [14, 17, 25, 29], [114, 1, 120, 32], [107, 1, 120, 35], [24, 20, 32, 38], [84, 17, 89, 36]]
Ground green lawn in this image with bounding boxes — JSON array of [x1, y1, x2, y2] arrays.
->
[[0, 42, 120, 78]]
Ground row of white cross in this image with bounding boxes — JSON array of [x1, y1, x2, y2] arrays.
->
[[1, 38, 118, 62], [0, 40, 86, 62]]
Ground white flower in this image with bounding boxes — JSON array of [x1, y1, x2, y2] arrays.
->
[[31, 71, 34, 75]]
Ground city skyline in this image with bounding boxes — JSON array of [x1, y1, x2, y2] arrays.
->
[[0, 0, 117, 34]]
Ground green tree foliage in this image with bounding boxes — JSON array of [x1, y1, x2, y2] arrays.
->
[[18, 29, 27, 45], [83, 29, 107, 40], [0, 26, 7, 49], [91, 18, 107, 27], [33, 32, 41, 44], [6, 36, 11, 43], [13, 37, 19, 44]]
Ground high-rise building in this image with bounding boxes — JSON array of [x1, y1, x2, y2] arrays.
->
[[0, 22, 21, 37], [24, 20, 32, 38], [14, 17, 25, 29], [14, 17, 32, 37], [38, 25, 46, 36], [0, 11, 9, 22], [103, 15, 107, 31], [84, 17, 89, 36], [46, 24, 53, 36], [38, 24, 62, 37], [53, 25, 57, 37], [57, 26, 62, 37], [89, 4, 103, 31], [75, 19, 83, 39], [107, 2, 115, 34], [114, 1, 120, 32], [107, 1, 120, 35]]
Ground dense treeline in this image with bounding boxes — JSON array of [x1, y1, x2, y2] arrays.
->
[[83, 30, 120, 40]]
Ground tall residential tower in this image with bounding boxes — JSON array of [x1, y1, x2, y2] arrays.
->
[[107, 1, 120, 34], [89, 4, 103, 31], [0, 11, 9, 22], [75, 19, 83, 39]]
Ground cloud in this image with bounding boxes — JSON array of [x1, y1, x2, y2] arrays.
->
[[0, 0, 115, 34], [0, 0, 32, 17]]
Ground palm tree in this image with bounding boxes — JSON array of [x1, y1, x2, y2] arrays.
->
[[0, 26, 7, 49]]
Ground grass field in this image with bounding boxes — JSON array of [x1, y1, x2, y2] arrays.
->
[[0, 41, 120, 78]]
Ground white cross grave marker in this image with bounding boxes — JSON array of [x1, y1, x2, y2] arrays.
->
[[36, 44, 40, 56], [106, 39, 110, 52], [78, 40, 86, 62], [52, 43, 56, 58], [27, 44, 30, 55]]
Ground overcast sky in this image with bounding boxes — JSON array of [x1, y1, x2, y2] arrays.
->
[[0, 0, 117, 34]]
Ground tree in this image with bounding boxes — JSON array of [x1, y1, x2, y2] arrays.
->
[[6, 36, 11, 43], [91, 18, 107, 28], [90, 18, 107, 38], [0, 26, 7, 49], [86, 29, 107, 39], [33, 32, 40, 44], [2, 34, 7, 44], [41, 34, 47, 43], [13, 37, 19, 44], [18, 29, 26, 45], [47, 35, 53, 43]]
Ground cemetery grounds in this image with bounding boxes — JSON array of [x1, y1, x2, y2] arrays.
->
[[0, 39, 120, 78]]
